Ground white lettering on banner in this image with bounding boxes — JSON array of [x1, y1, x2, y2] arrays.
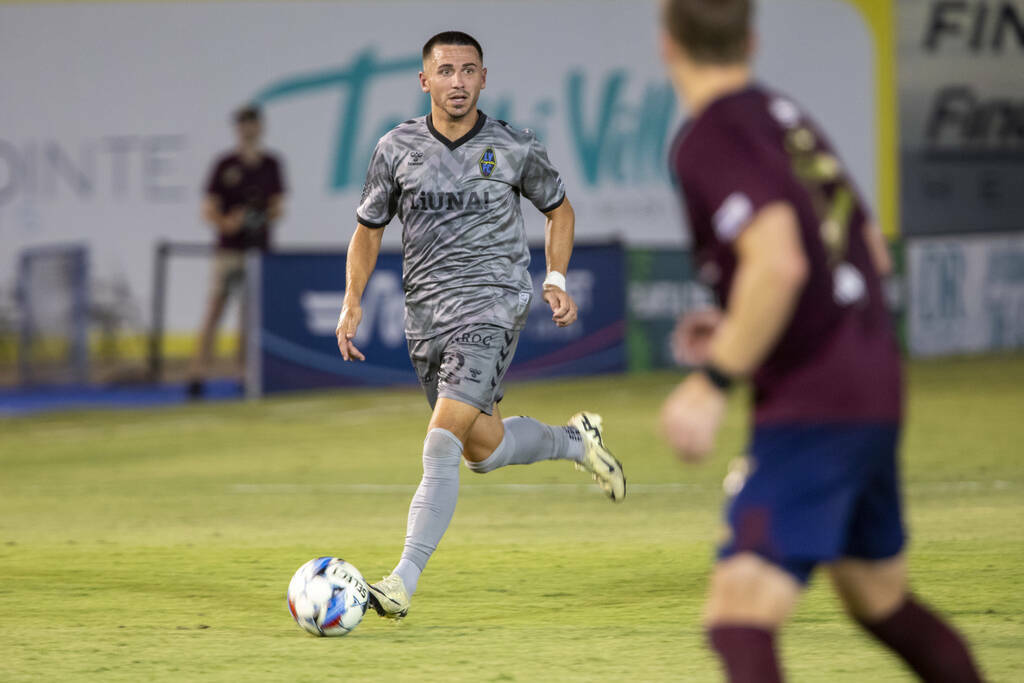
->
[[908, 235, 1024, 356], [300, 271, 405, 348], [0, 135, 188, 205], [899, 0, 1024, 236]]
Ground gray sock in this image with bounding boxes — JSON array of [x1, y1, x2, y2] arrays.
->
[[392, 428, 462, 597], [465, 417, 584, 474]]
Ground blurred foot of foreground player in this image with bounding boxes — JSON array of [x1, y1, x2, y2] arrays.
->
[[658, 1, 983, 681]]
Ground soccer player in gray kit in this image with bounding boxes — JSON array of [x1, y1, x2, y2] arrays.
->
[[336, 31, 626, 619]]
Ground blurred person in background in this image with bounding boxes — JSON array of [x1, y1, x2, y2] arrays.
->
[[188, 105, 286, 398], [657, 0, 982, 681]]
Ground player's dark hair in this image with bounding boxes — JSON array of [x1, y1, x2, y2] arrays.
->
[[234, 105, 262, 124], [422, 31, 483, 63], [663, 0, 751, 65]]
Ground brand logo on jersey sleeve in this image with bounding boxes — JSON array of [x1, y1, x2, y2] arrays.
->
[[479, 146, 497, 177]]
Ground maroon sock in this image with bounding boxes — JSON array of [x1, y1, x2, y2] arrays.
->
[[708, 625, 783, 683], [857, 597, 983, 682]]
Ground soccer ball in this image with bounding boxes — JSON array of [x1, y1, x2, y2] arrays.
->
[[287, 557, 370, 636]]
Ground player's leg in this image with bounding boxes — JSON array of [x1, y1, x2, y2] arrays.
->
[[458, 330, 625, 500], [187, 252, 234, 396], [829, 426, 983, 682], [369, 330, 492, 618], [370, 395, 481, 618], [236, 265, 249, 374], [707, 424, 866, 682], [829, 557, 982, 683], [462, 406, 625, 499], [462, 404, 583, 469], [705, 553, 801, 683]]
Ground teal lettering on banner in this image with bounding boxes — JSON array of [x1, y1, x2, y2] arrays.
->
[[253, 49, 677, 192]]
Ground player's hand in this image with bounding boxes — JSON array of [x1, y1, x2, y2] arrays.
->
[[336, 304, 365, 361], [221, 208, 246, 235], [543, 286, 578, 327], [671, 307, 723, 366], [660, 372, 728, 463]]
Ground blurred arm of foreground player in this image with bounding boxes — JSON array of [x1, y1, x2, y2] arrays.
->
[[660, 202, 809, 462]]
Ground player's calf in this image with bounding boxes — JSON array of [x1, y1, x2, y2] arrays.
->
[[854, 596, 983, 682], [463, 415, 586, 473]]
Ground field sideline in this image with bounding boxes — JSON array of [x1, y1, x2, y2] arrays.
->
[[1, 356, 1022, 681]]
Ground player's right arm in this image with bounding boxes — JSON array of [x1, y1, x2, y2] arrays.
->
[[336, 224, 383, 362], [863, 220, 892, 278], [337, 138, 397, 361]]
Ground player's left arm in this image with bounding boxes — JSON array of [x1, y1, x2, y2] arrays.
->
[[542, 198, 578, 328], [267, 157, 286, 223], [267, 194, 284, 223], [661, 202, 809, 461]]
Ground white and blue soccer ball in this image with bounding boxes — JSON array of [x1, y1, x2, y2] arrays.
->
[[287, 557, 369, 637]]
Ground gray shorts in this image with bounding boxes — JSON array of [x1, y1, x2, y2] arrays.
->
[[408, 324, 520, 415]]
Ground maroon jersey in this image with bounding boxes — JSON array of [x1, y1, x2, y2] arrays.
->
[[204, 151, 286, 251], [669, 86, 902, 424]]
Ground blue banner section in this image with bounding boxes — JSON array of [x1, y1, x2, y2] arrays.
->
[[258, 244, 626, 394]]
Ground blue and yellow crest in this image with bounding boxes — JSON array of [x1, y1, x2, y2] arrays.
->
[[479, 147, 497, 177]]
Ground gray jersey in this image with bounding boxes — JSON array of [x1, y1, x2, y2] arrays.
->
[[356, 112, 565, 339]]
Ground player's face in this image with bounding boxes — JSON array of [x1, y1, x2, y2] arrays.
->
[[420, 44, 486, 120], [236, 120, 262, 147]]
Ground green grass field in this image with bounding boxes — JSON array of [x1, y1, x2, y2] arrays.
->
[[1, 356, 1022, 682]]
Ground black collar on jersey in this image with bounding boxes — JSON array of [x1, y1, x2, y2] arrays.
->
[[426, 111, 488, 151]]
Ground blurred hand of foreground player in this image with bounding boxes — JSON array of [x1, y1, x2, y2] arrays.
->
[[543, 287, 578, 327], [660, 372, 728, 462], [672, 307, 723, 366], [336, 305, 365, 361]]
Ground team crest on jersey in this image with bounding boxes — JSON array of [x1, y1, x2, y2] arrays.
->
[[479, 147, 497, 177], [408, 151, 424, 166], [222, 166, 242, 187]]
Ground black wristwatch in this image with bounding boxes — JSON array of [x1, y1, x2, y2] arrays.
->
[[700, 363, 735, 392]]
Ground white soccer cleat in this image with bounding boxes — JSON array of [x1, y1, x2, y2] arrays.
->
[[569, 411, 626, 502], [366, 573, 410, 619]]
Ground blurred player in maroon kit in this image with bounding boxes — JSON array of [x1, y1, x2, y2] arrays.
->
[[657, 1, 983, 681], [188, 105, 286, 397]]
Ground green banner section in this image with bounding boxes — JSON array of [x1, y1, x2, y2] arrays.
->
[[626, 248, 712, 372]]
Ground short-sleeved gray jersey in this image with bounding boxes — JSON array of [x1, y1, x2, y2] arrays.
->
[[356, 112, 565, 340]]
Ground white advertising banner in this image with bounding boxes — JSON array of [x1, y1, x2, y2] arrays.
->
[[897, 0, 1024, 236], [908, 234, 1024, 356], [0, 0, 878, 331]]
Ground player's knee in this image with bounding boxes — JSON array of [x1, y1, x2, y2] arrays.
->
[[829, 557, 907, 622], [463, 455, 495, 474], [706, 554, 799, 627]]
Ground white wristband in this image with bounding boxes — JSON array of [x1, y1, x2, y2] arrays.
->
[[543, 271, 567, 292]]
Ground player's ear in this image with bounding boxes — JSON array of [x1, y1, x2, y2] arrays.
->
[[659, 28, 680, 65], [419, 71, 429, 94], [480, 66, 487, 90], [746, 32, 758, 60]]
